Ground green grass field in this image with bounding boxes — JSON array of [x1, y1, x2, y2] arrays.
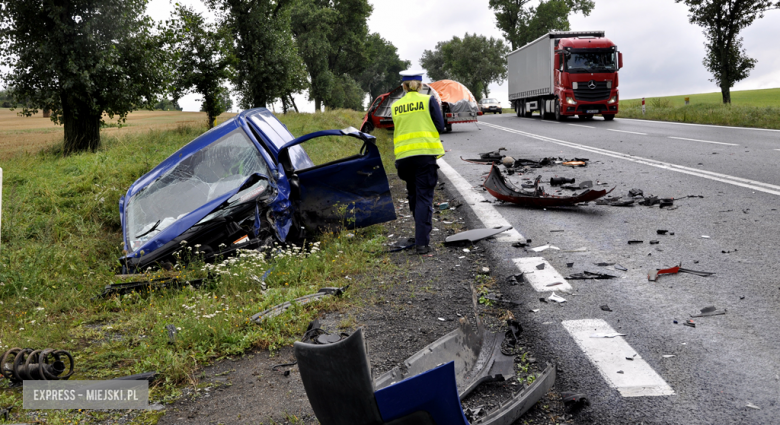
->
[[0, 109, 396, 424], [620, 87, 780, 129]]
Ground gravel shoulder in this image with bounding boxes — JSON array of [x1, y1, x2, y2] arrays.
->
[[156, 173, 577, 425]]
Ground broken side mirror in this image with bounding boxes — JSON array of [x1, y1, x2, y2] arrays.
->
[[618, 52, 623, 70]]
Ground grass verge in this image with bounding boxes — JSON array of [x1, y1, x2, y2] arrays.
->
[[0, 109, 396, 424]]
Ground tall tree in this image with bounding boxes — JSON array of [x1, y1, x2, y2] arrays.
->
[[420, 34, 509, 99], [167, 5, 236, 128], [356, 34, 411, 104], [489, 0, 595, 50], [676, 0, 780, 104], [291, 0, 372, 110], [206, 0, 307, 109], [0, 0, 168, 154]]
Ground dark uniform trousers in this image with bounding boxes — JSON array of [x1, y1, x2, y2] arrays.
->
[[395, 155, 439, 247]]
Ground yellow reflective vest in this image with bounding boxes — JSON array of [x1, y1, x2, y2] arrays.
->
[[391, 91, 445, 160]]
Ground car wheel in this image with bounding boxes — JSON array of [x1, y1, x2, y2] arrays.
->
[[603, 114, 615, 121], [499, 110, 503, 114]]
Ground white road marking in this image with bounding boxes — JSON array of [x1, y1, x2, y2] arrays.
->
[[568, 123, 595, 129], [775, 149, 780, 152], [513, 257, 572, 293], [562, 319, 675, 397], [540, 120, 560, 124], [617, 117, 780, 133], [481, 122, 780, 196], [607, 129, 647, 135], [668, 136, 738, 146], [436, 158, 525, 243]]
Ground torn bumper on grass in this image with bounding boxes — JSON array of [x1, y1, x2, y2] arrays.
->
[[117, 108, 396, 273]]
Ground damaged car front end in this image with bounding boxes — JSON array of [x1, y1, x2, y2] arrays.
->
[[119, 108, 396, 273]]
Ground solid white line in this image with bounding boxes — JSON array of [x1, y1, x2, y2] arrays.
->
[[437, 158, 526, 243], [608, 129, 647, 135], [481, 122, 780, 196], [513, 258, 572, 293], [562, 319, 675, 397], [617, 117, 780, 133], [668, 136, 738, 146], [775, 149, 780, 152], [568, 124, 595, 129], [539, 120, 560, 124]]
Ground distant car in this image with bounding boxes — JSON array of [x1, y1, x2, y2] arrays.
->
[[479, 98, 502, 114]]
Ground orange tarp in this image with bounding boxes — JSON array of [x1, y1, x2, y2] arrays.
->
[[428, 80, 477, 104]]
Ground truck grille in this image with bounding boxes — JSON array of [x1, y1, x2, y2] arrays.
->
[[574, 81, 610, 102]]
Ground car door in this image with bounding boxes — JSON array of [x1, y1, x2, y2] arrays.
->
[[278, 127, 396, 233]]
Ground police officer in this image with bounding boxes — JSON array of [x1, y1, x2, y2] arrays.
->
[[392, 70, 446, 255]]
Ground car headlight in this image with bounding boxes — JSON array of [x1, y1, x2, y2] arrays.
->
[[566, 96, 576, 105], [608, 95, 617, 104]]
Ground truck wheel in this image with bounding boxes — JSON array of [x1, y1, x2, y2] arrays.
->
[[516, 103, 523, 117], [555, 101, 566, 121], [445, 123, 453, 133], [603, 114, 615, 121], [541, 102, 549, 120]]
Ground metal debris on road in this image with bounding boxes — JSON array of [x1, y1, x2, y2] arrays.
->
[[746, 403, 761, 410], [567, 271, 617, 280], [0, 348, 75, 383], [561, 392, 590, 407], [662, 355, 676, 358], [648, 264, 715, 281], [690, 306, 727, 317], [615, 264, 628, 271], [251, 286, 348, 323], [530, 244, 560, 252], [550, 177, 575, 186], [600, 305, 613, 312], [444, 226, 513, 244]]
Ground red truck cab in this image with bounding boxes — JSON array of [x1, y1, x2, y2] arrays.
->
[[554, 37, 622, 120]]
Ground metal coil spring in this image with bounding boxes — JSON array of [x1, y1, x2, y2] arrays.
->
[[0, 348, 74, 383]]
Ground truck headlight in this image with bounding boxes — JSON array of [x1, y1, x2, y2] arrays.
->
[[608, 95, 617, 104], [566, 96, 576, 105]]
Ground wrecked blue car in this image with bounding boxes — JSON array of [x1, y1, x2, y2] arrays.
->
[[118, 108, 396, 272]]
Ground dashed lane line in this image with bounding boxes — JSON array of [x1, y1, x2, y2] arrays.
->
[[568, 123, 595, 129], [512, 257, 572, 293], [617, 117, 780, 133], [436, 158, 526, 243], [562, 319, 675, 397], [668, 136, 738, 146], [607, 129, 647, 135], [481, 122, 780, 197]]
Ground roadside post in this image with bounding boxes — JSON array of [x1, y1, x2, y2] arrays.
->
[[685, 97, 690, 105], [0, 167, 3, 251], [642, 98, 646, 115]]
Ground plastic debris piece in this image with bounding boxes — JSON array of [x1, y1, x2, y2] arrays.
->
[[550, 229, 564, 232], [617, 370, 624, 374], [566, 263, 574, 268], [545, 282, 562, 287], [600, 305, 612, 312], [536, 263, 546, 270], [483, 166, 612, 207], [683, 320, 696, 328], [531, 309, 539, 313], [657, 230, 669, 235], [594, 262, 615, 267], [567, 271, 617, 280], [590, 333, 626, 338], [438, 317, 446, 322], [563, 247, 588, 252], [662, 355, 675, 358], [628, 188, 644, 197], [548, 293, 567, 303], [650, 240, 659, 245], [615, 264, 628, 271], [701, 235, 710, 239], [626, 357, 634, 361], [746, 403, 760, 410], [628, 240, 643, 244], [550, 177, 575, 186], [560, 392, 590, 407], [562, 161, 587, 167], [530, 244, 560, 252]]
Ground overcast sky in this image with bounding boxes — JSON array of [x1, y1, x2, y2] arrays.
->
[[93, 0, 780, 112]]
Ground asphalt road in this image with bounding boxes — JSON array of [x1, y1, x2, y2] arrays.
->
[[438, 113, 780, 424]]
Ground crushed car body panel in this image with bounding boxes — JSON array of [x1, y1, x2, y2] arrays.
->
[[119, 109, 395, 272], [484, 165, 612, 207]]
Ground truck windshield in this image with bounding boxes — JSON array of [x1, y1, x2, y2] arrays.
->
[[566, 52, 617, 73]]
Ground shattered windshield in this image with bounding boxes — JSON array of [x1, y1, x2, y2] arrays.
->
[[126, 128, 271, 252], [566, 52, 617, 73]]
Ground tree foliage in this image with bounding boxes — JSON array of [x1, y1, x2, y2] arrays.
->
[[291, 0, 373, 111], [0, 0, 169, 154], [489, 0, 595, 50], [420, 34, 509, 99], [167, 5, 235, 128], [355, 34, 411, 105], [206, 0, 308, 109], [676, 0, 780, 104]]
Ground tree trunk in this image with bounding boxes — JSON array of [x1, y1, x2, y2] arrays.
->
[[314, 98, 322, 112], [282, 96, 288, 114], [288, 95, 299, 113], [721, 85, 731, 104], [62, 95, 101, 154]]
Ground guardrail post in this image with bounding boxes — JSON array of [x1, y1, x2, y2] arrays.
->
[[642, 97, 646, 115]]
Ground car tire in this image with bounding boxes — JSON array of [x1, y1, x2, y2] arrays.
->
[[603, 114, 615, 121]]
